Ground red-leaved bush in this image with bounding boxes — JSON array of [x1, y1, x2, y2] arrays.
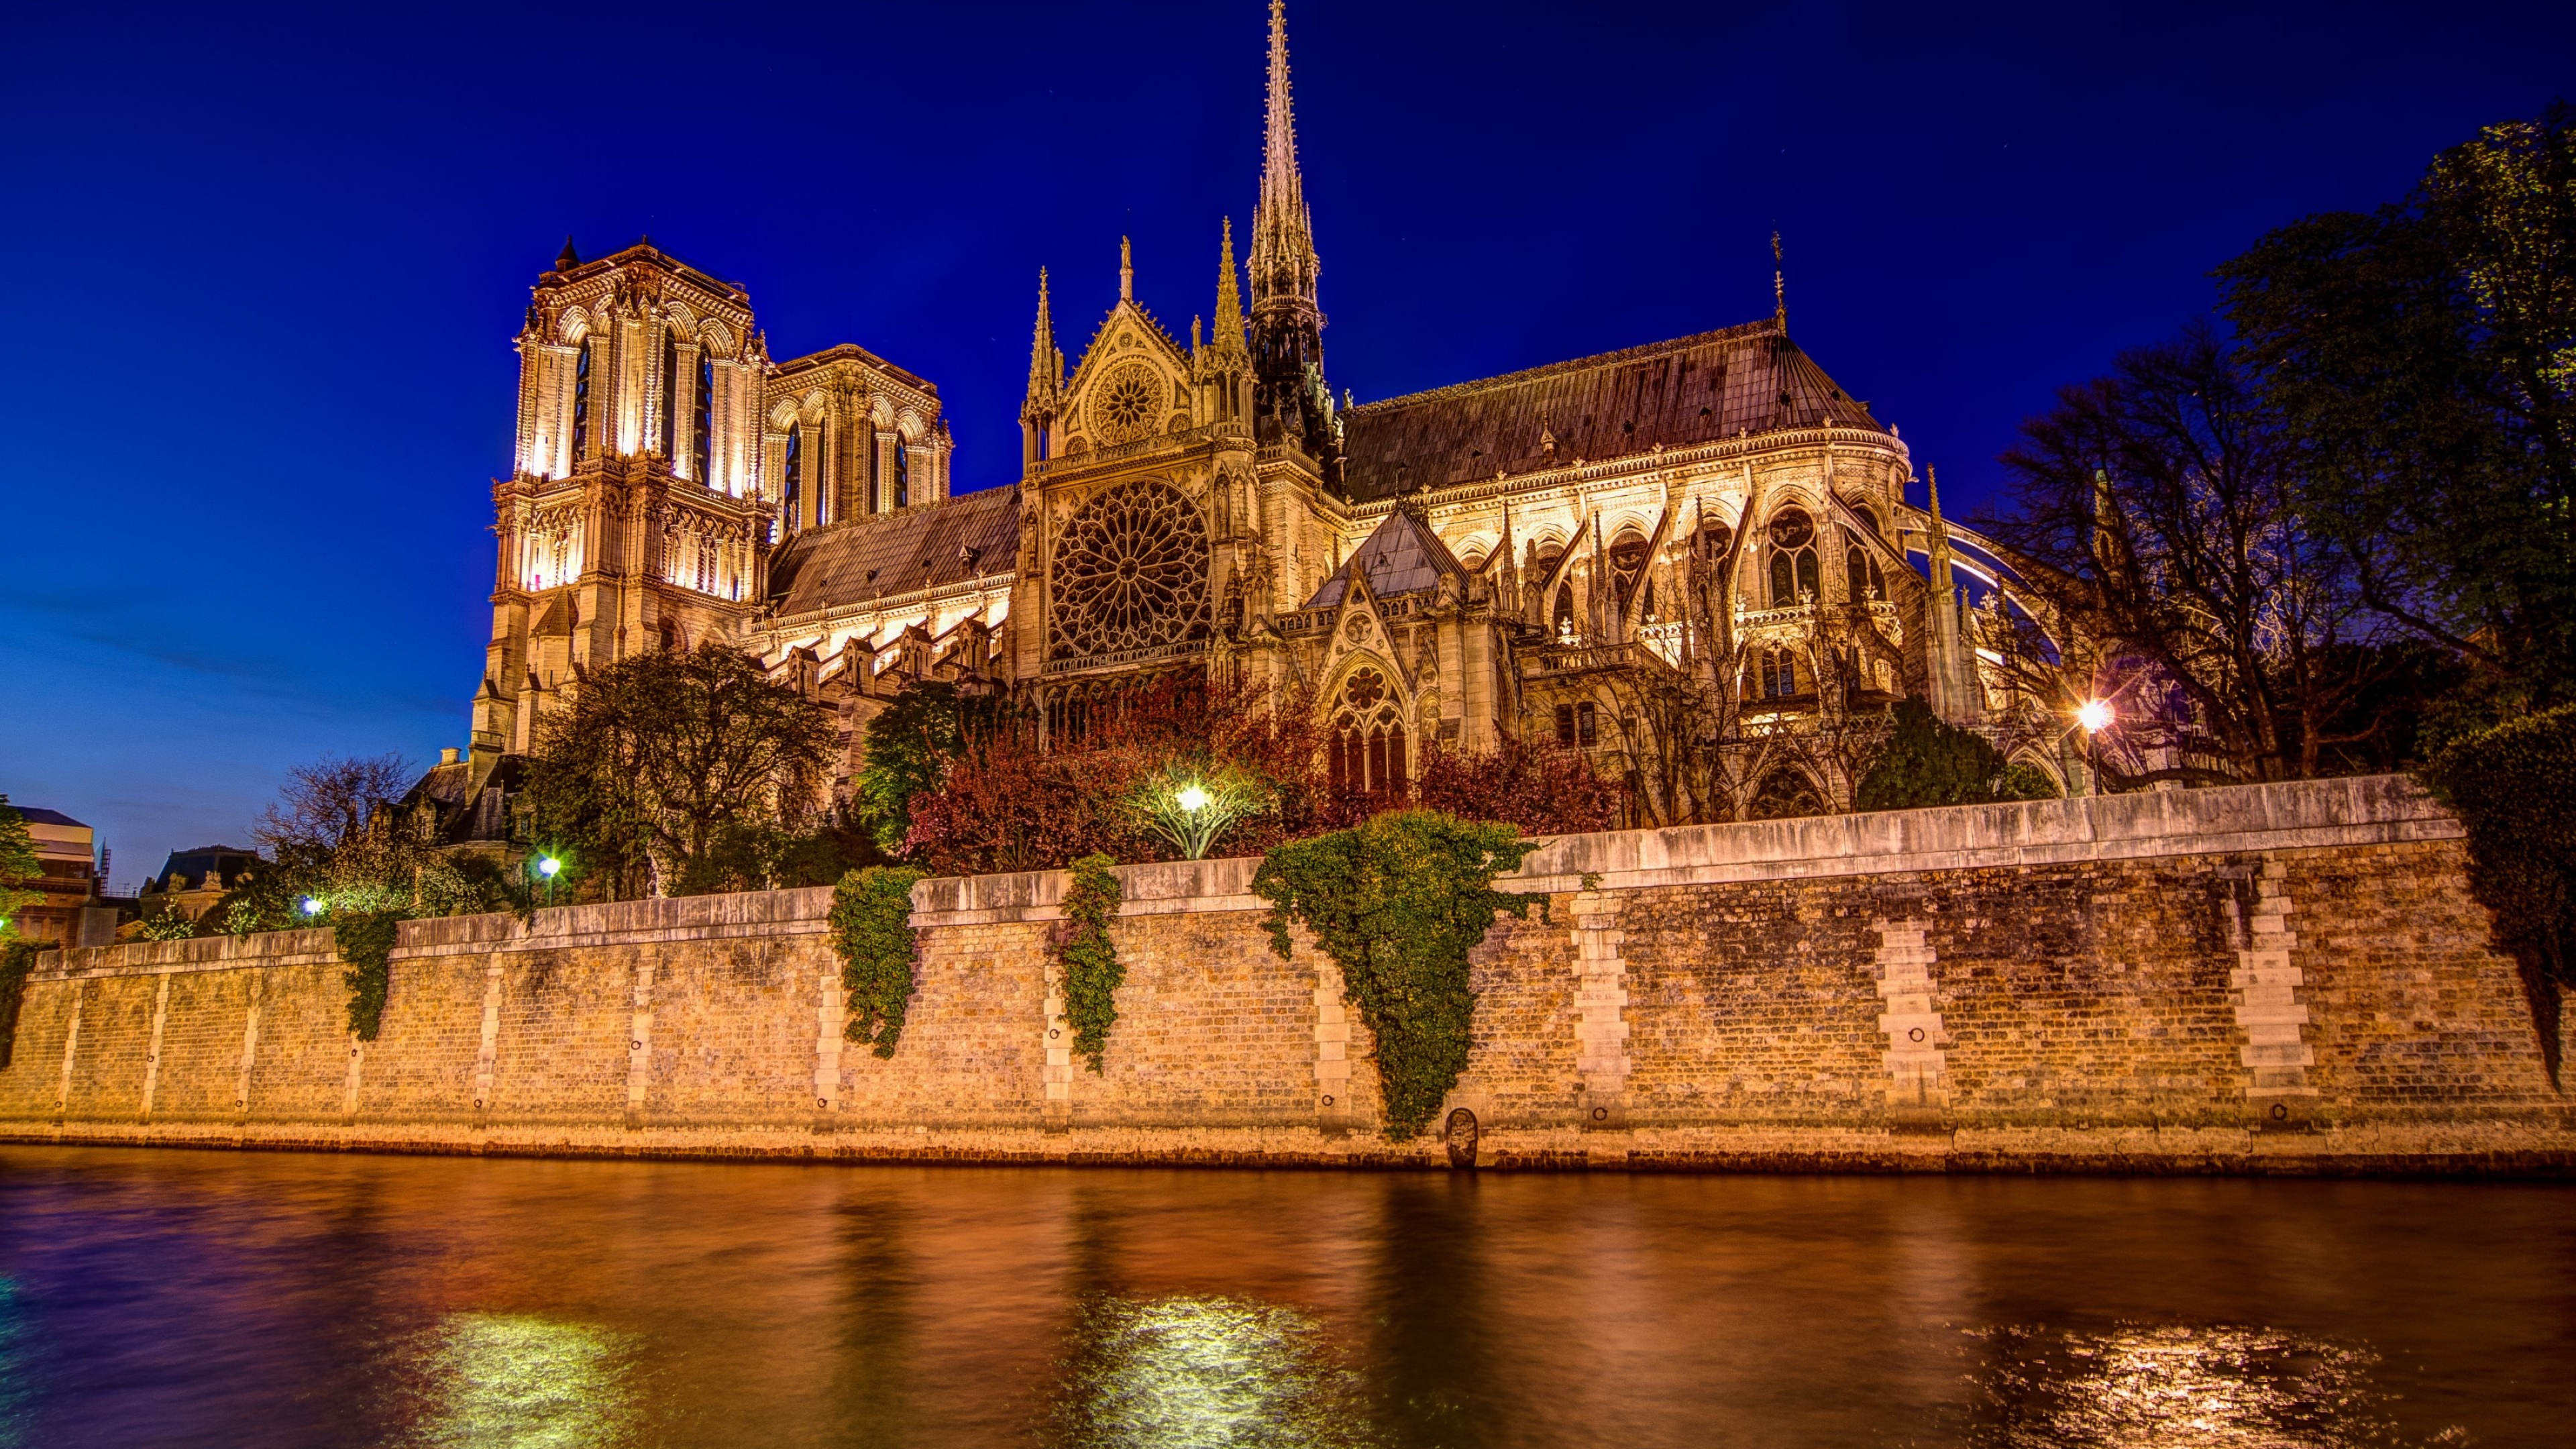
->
[[902, 669, 1624, 874]]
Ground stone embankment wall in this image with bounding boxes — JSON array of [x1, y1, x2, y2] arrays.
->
[[3, 777, 2568, 1173]]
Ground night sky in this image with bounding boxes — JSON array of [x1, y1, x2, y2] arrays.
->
[[5, 1, 2567, 888]]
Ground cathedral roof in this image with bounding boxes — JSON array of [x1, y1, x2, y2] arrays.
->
[[766, 485, 1020, 617], [1338, 319, 1882, 502], [1303, 506, 1466, 608]]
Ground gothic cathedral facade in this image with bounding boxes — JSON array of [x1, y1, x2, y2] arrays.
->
[[443, 1, 2017, 838]]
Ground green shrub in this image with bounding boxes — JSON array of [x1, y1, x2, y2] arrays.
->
[[0, 937, 42, 1070], [830, 866, 926, 1058], [2420, 704, 2576, 1078], [1253, 810, 1544, 1139], [1060, 854, 1125, 1072], [1857, 699, 2056, 810], [335, 910, 406, 1041]]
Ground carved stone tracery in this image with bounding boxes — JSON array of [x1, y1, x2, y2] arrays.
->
[[1047, 479, 1212, 663]]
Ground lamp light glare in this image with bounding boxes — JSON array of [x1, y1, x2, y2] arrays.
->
[[1175, 785, 1212, 814], [537, 857, 562, 878], [2076, 699, 2114, 734], [298, 896, 324, 916]]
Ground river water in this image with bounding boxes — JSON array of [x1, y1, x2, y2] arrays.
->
[[0, 1146, 2567, 1448]]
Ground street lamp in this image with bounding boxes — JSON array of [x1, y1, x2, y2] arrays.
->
[[536, 855, 561, 906], [298, 896, 324, 918], [1175, 784, 1212, 814], [2076, 698, 2114, 735]]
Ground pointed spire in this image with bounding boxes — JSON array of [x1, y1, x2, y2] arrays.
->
[[1208, 217, 1252, 370], [554, 235, 580, 272], [1926, 466, 1955, 592], [1025, 268, 1059, 411], [1250, 0, 1320, 315], [1771, 229, 1786, 327], [1118, 236, 1134, 302]]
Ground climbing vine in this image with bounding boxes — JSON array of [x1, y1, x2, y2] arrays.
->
[[0, 938, 41, 1070], [832, 865, 926, 1057], [1059, 853, 1125, 1072], [1252, 810, 1544, 1139], [2421, 704, 2576, 1081], [335, 910, 406, 1042]]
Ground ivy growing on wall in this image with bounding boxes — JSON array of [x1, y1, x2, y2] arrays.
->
[[0, 938, 41, 1070], [1059, 853, 1125, 1073], [1252, 810, 1544, 1138], [335, 910, 406, 1042], [2421, 703, 2576, 1082], [832, 865, 926, 1058]]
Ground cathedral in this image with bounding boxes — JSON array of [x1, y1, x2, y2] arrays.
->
[[435, 1, 2046, 843]]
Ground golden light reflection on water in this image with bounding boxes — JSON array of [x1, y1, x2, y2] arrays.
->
[[1055, 1295, 1380, 1449], [1968, 1324, 2469, 1448], [403, 1311, 639, 1449]]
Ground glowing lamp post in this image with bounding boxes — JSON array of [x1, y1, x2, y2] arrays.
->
[[2074, 698, 2114, 796], [536, 855, 561, 906], [1175, 784, 1212, 814], [298, 896, 324, 918], [1135, 769, 1269, 861]]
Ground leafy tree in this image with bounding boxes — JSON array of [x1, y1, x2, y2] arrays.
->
[[1856, 700, 2057, 811], [1413, 737, 1622, 837], [524, 643, 835, 899], [856, 682, 1004, 855], [1981, 325, 2390, 784], [2220, 104, 2576, 731], [0, 796, 39, 936]]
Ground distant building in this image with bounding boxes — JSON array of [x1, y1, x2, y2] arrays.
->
[[137, 845, 262, 932], [11, 807, 112, 947]]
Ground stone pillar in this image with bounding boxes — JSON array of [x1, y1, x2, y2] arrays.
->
[[1313, 957, 1351, 1134], [53, 979, 87, 1125], [625, 960, 655, 1130], [233, 977, 262, 1126], [471, 959, 504, 1128], [1872, 919, 1949, 1122], [2233, 859, 2316, 1129], [813, 963, 844, 1129], [1572, 891, 1629, 1130], [1042, 955, 1072, 1132], [341, 1037, 366, 1123], [139, 971, 171, 1124]]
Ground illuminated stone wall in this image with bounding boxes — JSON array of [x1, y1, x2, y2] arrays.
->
[[3, 777, 2568, 1173]]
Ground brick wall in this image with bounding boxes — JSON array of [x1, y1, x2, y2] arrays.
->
[[1, 777, 2567, 1173]]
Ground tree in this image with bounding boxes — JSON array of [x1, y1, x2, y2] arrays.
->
[[1856, 700, 2057, 810], [1413, 737, 1622, 837], [524, 643, 836, 898], [1981, 324, 2390, 785], [253, 755, 411, 863], [2220, 104, 2576, 730], [856, 681, 1004, 855], [0, 796, 40, 936]]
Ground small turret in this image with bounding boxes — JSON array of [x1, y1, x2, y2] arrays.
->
[[1020, 269, 1062, 471]]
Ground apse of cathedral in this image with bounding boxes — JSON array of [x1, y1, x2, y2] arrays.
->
[[435, 0, 2003, 835]]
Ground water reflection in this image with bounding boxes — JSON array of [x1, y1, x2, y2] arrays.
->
[[403, 1312, 639, 1449], [1965, 1324, 2460, 1448], [0, 1279, 24, 1449], [1055, 1294, 1377, 1448]]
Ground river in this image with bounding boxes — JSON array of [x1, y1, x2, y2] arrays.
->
[[0, 1146, 2567, 1447]]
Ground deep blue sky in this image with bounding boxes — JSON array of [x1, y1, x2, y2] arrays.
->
[[4, 1, 2567, 888]]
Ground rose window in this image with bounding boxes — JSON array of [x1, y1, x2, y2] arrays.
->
[[1048, 479, 1212, 661], [1093, 362, 1165, 446]]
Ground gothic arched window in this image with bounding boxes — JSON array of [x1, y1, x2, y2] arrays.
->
[[1843, 528, 1886, 602], [782, 428, 803, 533], [1328, 666, 1407, 796], [692, 354, 713, 484], [1767, 507, 1818, 605], [659, 331, 678, 458], [1552, 584, 1576, 641], [894, 439, 910, 510], [571, 341, 592, 461], [814, 421, 832, 527], [1759, 647, 1800, 699]]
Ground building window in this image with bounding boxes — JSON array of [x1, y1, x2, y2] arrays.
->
[[1767, 507, 1818, 605], [1552, 701, 1597, 747], [571, 341, 592, 460], [692, 354, 713, 484], [659, 331, 678, 459], [1328, 666, 1407, 795], [894, 439, 910, 510], [782, 428, 802, 533], [1843, 529, 1886, 602], [815, 421, 833, 526], [1552, 585, 1576, 641], [1760, 648, 1800, 699]]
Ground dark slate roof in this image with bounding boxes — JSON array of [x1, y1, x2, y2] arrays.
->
[[9, 806, 85, 827], [1305, 508, 1468, 608], [767, 485, 1020, 616], [1339, 319, 1882, 502]]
